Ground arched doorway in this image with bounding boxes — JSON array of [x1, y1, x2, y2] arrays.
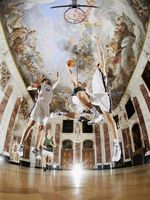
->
[[132, 123, 142, 151], [82, 140, 94, 169], [61, 140, 73, 169]]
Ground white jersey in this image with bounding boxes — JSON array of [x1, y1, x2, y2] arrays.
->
[[68, 95, 84, 113], [92, 68, 107, 95], [37, 83, 52, 104], [29, 83, 54, 125], [90, 68, 112, 113]]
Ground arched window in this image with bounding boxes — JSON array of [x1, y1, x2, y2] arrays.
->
[[132, 123, 142, 150], [83, 140, 93, 149], [62, 140, 73, 149]]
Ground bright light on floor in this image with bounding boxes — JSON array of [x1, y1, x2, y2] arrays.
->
[[53, 164, 57, 169], [71, 164, 84, 188], [72, 164, 83, 173]]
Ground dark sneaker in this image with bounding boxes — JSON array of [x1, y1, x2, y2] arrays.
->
[[78, 116, 88, 122], [47, 165, 52, 170], [32, 148, 41, 160], [17, 144, 24, 157], [43, 167, 47, 172], [32, 148, 39, 155]]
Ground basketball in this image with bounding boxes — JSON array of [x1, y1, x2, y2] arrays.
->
[[67, 59, 75, 67]]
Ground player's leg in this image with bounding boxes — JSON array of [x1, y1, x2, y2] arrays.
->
[[32, 124, 44, 159], [47, 153, 54, 170], [18, 120, 36, 157], [103, 111, 121, 162], [42, 151, 47, 172]]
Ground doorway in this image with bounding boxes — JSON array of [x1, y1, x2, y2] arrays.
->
[[61, 140, 73, 169], [82, 140, 94, 169]]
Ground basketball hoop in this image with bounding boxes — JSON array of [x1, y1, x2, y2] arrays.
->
[[64, 7, 86, 24]]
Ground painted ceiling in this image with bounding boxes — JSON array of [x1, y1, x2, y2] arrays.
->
[[1, 0, 150, 112]]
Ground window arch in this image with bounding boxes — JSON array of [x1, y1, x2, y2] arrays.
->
[[62, 140, 73, 149], [83, 140, 93, 149]]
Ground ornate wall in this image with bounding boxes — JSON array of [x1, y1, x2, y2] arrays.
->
[[0, 18, 33, 157], [114, 18, 150, 162]]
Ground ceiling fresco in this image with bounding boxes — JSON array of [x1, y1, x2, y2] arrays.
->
[[0, 0, 150, 112]]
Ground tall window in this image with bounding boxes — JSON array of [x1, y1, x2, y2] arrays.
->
[[132, 123, 142, 150], [82, 121, 93, 133], [142, 61, 150, 91], [113, 115, 119, 129], [62, 120, 73, 133], [125, 98, 135, 119]]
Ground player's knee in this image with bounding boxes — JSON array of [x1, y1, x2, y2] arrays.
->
[[29, 120, 35, 127]]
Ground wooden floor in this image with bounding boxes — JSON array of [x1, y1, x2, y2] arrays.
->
[[0, 163, 150, 200]]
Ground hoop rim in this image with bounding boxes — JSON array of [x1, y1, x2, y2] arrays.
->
[[64, 7, 86, 24]]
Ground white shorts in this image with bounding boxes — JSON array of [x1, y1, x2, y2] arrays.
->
[[92, 68, 106, 94], [30, 99, 49, 125], [90, 93, 112, 113], [91, 68, 112, 113], [69, 96, 84, 113], [42, 149, 54, 157]]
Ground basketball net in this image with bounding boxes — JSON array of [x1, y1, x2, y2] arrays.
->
[[64, 8, 85, 24]]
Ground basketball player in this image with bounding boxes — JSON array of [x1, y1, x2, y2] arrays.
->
[[88, 36, 121, 162], [50, 94, 91, 122], [41, 124, 56, 172], [65, 59, 104, 123], [17, 72, 60, 158]]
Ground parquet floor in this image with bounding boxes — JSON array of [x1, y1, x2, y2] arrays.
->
[[0, 163, 150, 200]]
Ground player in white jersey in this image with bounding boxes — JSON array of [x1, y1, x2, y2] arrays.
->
[[87, 67, 111, 117], [88, 36, 121, 162], [18, 73, 60, 158]]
